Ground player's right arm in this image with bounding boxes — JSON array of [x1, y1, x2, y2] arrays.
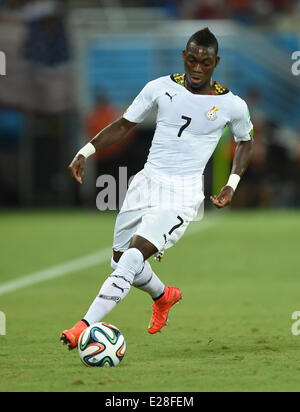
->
[[68, 117, 136, 184], [69, 79, 157, 184]]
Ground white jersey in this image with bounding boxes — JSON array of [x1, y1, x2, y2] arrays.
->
[[114, 75, 253, 253], [123, 74, 253, 180]]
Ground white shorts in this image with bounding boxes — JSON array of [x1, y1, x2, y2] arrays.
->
[[112, 168, 204, 254]]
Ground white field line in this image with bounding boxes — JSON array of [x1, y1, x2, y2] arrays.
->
[[0, 248, 112, 297], [0, 217, 219, 296]]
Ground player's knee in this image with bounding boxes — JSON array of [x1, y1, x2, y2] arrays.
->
[[113, 248, 144, 285], [122, 248, 144, 269]]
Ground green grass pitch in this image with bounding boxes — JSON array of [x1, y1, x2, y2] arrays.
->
[[0, 209, 300, 392]]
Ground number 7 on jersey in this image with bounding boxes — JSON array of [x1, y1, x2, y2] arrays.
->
[[178, 116, 192, 137]]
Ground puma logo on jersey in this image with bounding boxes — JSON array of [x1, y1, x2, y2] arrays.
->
[[206, 105, 219, 121], [165, 92, 176, 102]]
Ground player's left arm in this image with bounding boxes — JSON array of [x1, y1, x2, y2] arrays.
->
[[210, 140, 253, 208], [210, 97, 254, 209], [231, 139, 254, 177]]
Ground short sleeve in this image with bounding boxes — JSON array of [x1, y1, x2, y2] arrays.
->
[[228, 97, 254, 142], [123, 80, 157, 123]]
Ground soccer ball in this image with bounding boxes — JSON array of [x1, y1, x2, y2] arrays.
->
[[77, 322, 126, 367]]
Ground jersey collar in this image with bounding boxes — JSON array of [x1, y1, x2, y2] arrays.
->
[[170, 73, 229, 95]]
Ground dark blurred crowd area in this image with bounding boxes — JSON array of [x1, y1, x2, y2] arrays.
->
[[3, 0, 299, 28], [1, 0, 300, 27], [0, 0, 299, 209], [230, 89, 300, 209], [123, 0, 300, 29]]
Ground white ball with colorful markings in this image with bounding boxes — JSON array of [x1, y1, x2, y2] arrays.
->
[[77, 322, 126, 367]]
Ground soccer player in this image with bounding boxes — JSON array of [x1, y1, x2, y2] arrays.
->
[[60, 28, 253, 349]]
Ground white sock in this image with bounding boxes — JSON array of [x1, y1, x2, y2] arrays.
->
[[84, 276, 131, 325], [111, 256, 165, 300], [84, 248, 144, 325]]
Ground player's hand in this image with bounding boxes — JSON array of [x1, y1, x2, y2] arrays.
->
[[210, 186, 234, 208], [68, 154, 86, 184]]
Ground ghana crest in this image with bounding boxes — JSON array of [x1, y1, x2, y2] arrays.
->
[[206, 105, 219, 121]]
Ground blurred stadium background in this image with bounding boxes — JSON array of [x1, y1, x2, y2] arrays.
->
[[0, 0, 299, 210]]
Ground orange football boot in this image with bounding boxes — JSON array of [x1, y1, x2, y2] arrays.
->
[[60, 320, 88, 350], [148, 286, 182, 334]]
